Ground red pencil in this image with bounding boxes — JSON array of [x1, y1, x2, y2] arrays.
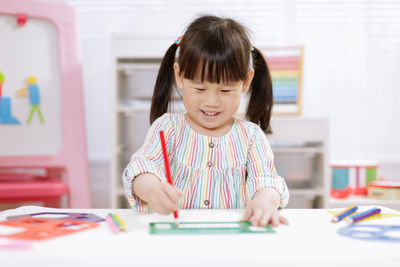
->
[[159, 130, 179, 226]]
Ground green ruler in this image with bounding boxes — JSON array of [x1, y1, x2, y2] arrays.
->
[[149, 221, 275, 235]]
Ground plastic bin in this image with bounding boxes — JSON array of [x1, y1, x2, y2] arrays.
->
[[274, 153, 314, 188]]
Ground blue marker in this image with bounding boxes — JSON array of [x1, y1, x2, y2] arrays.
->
[[331, 205, 358, 223]]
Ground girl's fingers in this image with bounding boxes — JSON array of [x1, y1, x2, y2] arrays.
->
[[149, 185, 178, 213], [279, 215, 289, 225], [250, 209, 263, 226], [163, 195, 179, 212], [175, 188, 183, 198], [241, 205, 253, 221], [257, 210, 272, 227], [152, 200, 172, 214], [161, 183, 181, 204], [270, 213, 280, 227], [156, 196, 175, 214]]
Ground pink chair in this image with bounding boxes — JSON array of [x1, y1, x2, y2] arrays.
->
[[0, 0, 91, 208]]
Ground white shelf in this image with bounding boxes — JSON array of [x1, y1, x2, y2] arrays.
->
[[290, 187, 324, 197], [117, 100, 185, 115], [328, 196, 400, 210], [272, 146, 324, 154], [117, 103, 151, 114]]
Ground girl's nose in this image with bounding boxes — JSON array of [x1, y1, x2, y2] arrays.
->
[[204, 91, 220, 106]]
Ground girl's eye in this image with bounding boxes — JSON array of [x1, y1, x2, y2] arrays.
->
[[221, 90, 231, 93], [195, 88, 205, 91]]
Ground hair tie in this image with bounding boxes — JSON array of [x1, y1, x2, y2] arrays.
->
[[175, 36, 182, 46]]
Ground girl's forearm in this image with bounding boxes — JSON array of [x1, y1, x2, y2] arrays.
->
[[132, 173, 160, 202]]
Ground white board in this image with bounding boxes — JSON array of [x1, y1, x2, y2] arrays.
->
[[0, 14, 63, 155]]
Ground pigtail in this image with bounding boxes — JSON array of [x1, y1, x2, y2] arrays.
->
[[150, 43, 178, 124], [246, 47, 273, 134]]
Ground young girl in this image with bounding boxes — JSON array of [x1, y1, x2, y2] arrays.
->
[[123, 15, 289, 227]]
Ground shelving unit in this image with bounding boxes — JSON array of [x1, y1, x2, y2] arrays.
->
[[267, 117, 330, 208], [111, 35, 330, 208]]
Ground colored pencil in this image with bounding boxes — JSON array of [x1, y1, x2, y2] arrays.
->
[[346, 207, 381, 224], [159, 130, 179, 226], [105, 214, 120, 233], [331, 205, 358, 222], [113, 213, 128, 231], [108, 213, 122, 231]]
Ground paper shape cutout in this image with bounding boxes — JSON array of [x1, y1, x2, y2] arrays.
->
[[150, 221, 275, 235], [7, 212, 105, 223], [0, 217, 99, 241], [338, 224, 400, 242]]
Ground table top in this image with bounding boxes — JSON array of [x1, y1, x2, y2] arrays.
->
[[1, 205, 400, 267]]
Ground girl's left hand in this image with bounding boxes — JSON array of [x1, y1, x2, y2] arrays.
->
[[241, 187, 289, 227]]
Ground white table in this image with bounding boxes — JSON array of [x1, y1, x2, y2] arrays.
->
[[1, 206, 399, 267]]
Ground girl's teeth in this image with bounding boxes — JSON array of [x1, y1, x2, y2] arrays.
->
[[204, 111, 217, 116]]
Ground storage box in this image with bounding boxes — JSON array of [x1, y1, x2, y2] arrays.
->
[[285, 194, 316, 208], [123, 112, 151, 153], [274, 153, 314, 188], [121, 63, 160, 99], [331, 160, 378, 198], [120, 63, 181, 100], [368, 180, 400, 200]]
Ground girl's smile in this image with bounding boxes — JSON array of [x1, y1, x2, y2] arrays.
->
[[201, 110, 220, 117]]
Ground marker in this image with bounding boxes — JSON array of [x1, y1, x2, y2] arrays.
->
[[105, 214, 120, 233], [159, 130, 179, 227], [331, 205, 358, 223], [346, 207, 381, 224], [113, 213, 128, 231], [108, 213, 122, 231]]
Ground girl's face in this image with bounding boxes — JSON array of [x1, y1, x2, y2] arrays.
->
[[174, 63, 254, 137]]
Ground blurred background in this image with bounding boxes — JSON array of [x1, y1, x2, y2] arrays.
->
[[1, 0, 399, 210]]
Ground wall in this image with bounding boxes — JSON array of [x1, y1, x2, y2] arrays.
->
[[54, 0, 400, 170]]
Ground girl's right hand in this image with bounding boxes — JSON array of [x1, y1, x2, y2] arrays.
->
[[147, 182, 182, 214]]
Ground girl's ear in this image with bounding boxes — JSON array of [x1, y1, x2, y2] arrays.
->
[[242, 69, 254, 93], [174, 63, 184, 89]]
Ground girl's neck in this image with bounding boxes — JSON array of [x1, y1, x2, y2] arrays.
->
[[184, 113, 234, 138]]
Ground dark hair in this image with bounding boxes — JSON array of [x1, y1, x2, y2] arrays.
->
[[150, 15, 273, 133]]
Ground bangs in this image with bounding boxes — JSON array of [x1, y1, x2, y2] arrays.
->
[[178, 38, 250, 84]]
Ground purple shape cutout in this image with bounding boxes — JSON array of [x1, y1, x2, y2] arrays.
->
[[7, 212, 105, 223]]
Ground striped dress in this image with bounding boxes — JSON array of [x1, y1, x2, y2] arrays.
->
[[123, 113, 289, 212]]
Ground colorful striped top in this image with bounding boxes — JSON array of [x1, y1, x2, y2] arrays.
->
[[122, 113, 289, 212]]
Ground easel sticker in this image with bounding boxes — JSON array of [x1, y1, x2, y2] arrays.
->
[[7, 212, 105, 223], [17, 75, 45, 124], [0, 71, 21, 125], [0, 218, 99, 241], [150, 221, 275, 235]]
